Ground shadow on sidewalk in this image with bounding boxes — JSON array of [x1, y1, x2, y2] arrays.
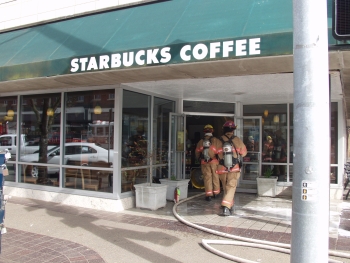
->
[[23, 201, 183, 263]]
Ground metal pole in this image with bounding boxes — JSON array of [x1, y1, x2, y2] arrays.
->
[[292, 1, 330, 262]]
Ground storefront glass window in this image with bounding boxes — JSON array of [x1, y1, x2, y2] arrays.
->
[[290, 102, 338, 184], [330, 102, 339, 183], [289, 104, 294, 164], [330, 102, 338, 165], [242, 118, 261, 181], [289, 165, 293, 182], [64, 90, 114, 192], [244, 104, 288, 182], [0, 96, 17, 182], [121, 90, 150, 192], [153, 97, 175, 180], [330, 166, 337, 184], [19, 93, 61, 186]]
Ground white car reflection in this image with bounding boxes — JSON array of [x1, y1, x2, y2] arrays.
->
[[20, 143, 114, 177]]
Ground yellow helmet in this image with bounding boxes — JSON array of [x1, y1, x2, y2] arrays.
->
[[203, 124, 214, 133]]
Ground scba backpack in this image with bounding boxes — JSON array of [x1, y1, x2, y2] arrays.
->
[[220, 135, 242, 169], [201, 137, 213, 162]]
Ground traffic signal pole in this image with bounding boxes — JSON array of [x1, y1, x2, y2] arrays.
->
[[291, 1, 330, 262]]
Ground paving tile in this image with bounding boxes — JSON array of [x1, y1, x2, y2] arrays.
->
[[248, 222, 267, 230], [263, 231, 284, 242], [273, 225, 289, 233], [0, 228, 104, 263], [278, 234, 291, 244], [250, 230, 268, 240], [260, 223, 278, 232], [2, 193, 350, 263], [241, 229, 256, 238], [229, 227, 246, 236]]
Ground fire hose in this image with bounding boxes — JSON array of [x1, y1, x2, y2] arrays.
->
[[172, 193, 350, 263]]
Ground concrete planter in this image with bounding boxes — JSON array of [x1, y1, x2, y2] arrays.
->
[[134, 183, 168, 210], [159, 179, 190, 201], [256, 176, 278, 197]]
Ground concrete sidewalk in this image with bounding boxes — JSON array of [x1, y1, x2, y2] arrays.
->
[[0, 192, 349, 263]]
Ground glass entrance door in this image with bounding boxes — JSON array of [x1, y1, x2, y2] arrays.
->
[[168, 113, 186, 179], [169, 112, 236, 182], [239, 117, 262, 181]]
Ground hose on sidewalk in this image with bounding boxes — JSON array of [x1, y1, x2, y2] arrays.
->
[[172, 193, 350, 263]]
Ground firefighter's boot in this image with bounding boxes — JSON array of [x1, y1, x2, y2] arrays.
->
[[221, 206, 231, 216]]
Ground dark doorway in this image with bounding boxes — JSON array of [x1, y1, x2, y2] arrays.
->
[[185, 115, 233, 189]]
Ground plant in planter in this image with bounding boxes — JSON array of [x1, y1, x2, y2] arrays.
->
[[256, 167, 278, 197], [263, 167, 273, 178]]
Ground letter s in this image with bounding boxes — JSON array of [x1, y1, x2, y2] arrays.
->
[[71, 58, 79, 72], [160, 47, 171, 63]]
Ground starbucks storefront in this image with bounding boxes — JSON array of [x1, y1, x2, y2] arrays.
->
[[0, 0, 347, 211]]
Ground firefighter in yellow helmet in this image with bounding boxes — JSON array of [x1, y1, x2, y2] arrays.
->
[[217, 120, 247, 216], [195, 124, 221, 201]]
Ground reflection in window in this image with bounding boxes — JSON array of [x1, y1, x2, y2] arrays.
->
[[108, 93, 115, 100], [330, 102, 338, 165], [244, 104, 288, 163], [244, 104, 289, 182], [290, 102, 338, 184], [330, 166, 338, 184], [20, 94, 61, 185], [153, 97, 175, 179], [19, 164, 59, 187], [0, 96, 17, 182], [65, 90, 114, 193], [93, 94, 101, 100], [245, 102, 339, 184], [5, 163, 15, 182], [122, 91, 150, 191], [289, 105, 294, 164], [0, 136, 12, 146], [65, 90, 114, 159], [122, 91, 150, 168], [242, 118, 260, 181], [62, 167, 109, 192]]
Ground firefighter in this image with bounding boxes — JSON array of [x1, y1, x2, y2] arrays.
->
[[262, 135, 274, 161], [217, 120, 247, 216], [126, 125, 147, 165], [195, 124, 221, 201]]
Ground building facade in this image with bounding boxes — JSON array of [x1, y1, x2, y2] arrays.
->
[[0, 0, 348, 211]]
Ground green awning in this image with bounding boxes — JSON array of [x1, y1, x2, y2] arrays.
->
[[0, 0, 336, 81]]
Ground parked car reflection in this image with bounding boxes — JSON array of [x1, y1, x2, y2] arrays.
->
[[20, 142, 113, 177]]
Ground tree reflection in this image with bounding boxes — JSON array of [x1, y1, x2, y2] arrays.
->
[[29, 97, 60, 184]]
